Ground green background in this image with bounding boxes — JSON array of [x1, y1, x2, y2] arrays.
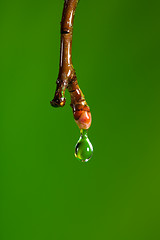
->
[[1, 0, 160, 239]]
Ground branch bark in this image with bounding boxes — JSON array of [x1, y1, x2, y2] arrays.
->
[[50, 0, 91, 129]]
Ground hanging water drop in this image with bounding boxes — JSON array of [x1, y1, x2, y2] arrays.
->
[[75, 129, 93, 162]]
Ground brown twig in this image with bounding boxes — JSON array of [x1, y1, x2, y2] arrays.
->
[[50, 0, 91, 129]]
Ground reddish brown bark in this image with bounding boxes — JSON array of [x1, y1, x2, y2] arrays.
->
[[50, 0, 91, 129]]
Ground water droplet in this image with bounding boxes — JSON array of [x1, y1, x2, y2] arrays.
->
[[75, 129, 93, 162]]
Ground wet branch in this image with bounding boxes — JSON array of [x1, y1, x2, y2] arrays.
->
[[50, 0, 91, 129]]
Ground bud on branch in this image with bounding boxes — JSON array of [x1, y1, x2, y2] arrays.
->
[[50, 0, 92, 129]]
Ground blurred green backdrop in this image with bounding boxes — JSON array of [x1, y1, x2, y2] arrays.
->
[[0, 0, 160, 239]]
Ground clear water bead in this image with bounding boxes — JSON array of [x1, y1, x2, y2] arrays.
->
[[75, 129, 93, 162]]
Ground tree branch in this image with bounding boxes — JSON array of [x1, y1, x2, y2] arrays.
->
[[50, 0, 91, 129]]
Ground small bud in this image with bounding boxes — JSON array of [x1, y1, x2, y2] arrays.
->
[[75, 111, 92, 129]]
